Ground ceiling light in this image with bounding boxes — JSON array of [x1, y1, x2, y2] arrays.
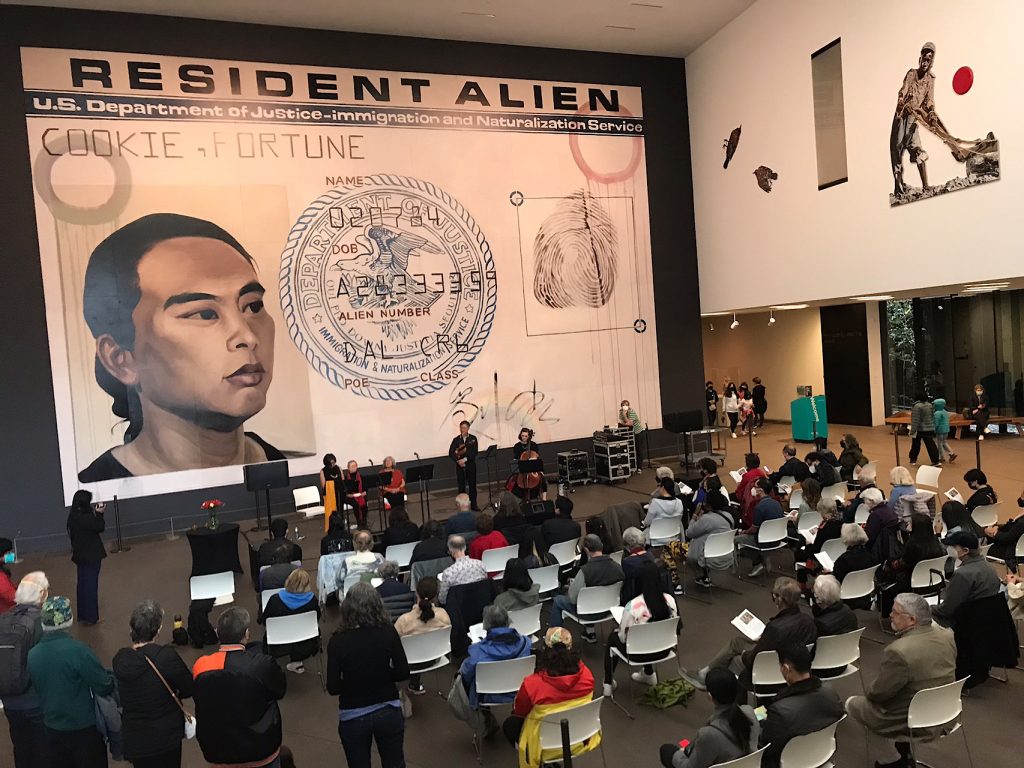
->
[[701, 312, 728, 317], [769, 304, 809, 310], [850, 295, 895, 301], [605, 25, 637, 31], [768, 311, 776, 325], [630, 2, 664, 8], [459, 11, 495, 18], [963, 283, 1009, 291], [708, 322, 714, 331], [730, 313, 739, 330]]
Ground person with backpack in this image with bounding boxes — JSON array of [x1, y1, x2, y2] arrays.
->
[[1, 571, 51, 768]]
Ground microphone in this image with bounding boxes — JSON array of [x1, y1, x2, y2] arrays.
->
[[414, 451, 420, 460], [368, 458, 375, 468]]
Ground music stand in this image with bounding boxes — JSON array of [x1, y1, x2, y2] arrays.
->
[[360, 471, 385, 533], [484, 444, 498, 507], [243, 460, 290, 532], [514, 457, 545, 501], [406, 463, 435, 525]]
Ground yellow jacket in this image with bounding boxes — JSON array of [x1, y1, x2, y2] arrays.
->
[[517, 695, 601, 768]]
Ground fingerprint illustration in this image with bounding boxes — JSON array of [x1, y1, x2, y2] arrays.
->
[[532, 189, 618, 309]]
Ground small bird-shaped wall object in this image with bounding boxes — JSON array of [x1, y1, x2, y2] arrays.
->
[[722, 125, 742, 169]]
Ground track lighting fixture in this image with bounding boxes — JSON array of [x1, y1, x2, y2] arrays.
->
[[730, 313, 739, 330]]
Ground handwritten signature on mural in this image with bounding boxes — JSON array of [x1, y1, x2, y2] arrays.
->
[[442, 373, 559, 442]]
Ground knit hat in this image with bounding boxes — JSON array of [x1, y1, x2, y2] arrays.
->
[[41, 595, 73, 631], [544, 627, 573, 649]]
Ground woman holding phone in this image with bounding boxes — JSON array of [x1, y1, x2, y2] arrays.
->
[[66, 489, 107, 625]]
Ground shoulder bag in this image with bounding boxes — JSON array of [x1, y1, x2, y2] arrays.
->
[[143, 654, 197, 739]]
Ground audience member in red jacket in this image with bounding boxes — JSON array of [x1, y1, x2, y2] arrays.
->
[[734, 454, 767, 528], [0, 538, 15, 614], [468, 514, 509, 574]]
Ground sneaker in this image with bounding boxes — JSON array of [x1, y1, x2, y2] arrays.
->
[[286, 662, 305, 674], [681, 668, 707, 691], [748, 564, 766, 577], [731, 433, 737, 439], [631, 670, 658, 686], [583, 629, 598, 644], [602, 680, 617, 698], [407, 682, 426, 696], [673, 584, 684, 596], [752, 431, 757, 436], [948, 452, 957, 463], [978, 434, 985, 441], [694, 576, 713, 588]]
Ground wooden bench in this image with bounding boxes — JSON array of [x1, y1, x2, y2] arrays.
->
[[885, 411, 1023, 439]]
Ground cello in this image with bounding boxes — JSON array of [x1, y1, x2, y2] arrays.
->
[[508, 449, 546, 500]]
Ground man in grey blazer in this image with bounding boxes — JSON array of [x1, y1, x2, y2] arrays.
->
[[846, 592, 956, 768]]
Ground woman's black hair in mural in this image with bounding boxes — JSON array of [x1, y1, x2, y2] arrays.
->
[[82, 213, 256, 443]]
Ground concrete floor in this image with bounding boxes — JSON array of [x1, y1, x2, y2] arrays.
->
[[3, 421, 1020, 767]]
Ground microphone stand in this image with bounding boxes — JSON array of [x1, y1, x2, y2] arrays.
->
[[644, 422, 652, 469]]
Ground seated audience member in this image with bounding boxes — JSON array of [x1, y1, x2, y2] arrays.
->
[[444, 493, 477, 538], [321, 511, 352, 555], [768, 445, 810, 487], [604, 560, 677, 694], [438, 535, 488, 605], [503, 628, 594, 749], [932, 531, 1001, 627], [937, 499, 985, 540], [375, 561, 416, 623], [759, 643, 845, 768], [515, 527, 543, 570], [879, 513, 944, 617], [735, 478, 785, 578], [831, 524, 877, 605], [887, 467, 916, 512], [861, 488, 898, 552], [411, 520, 449, 565], [336, 530, 385, 590], [687, 478, 735, 588], [688, 457, 722, 517], [494, 559, 541, 613], [263, 569, 320, 674], [735, 453, 767, 525], [620, 526, 657, 603], [1006, 574, 1024, 621], [842, 465, 882, 524], [963, 468, 998, 511], [811, 575, 858, 637], [549, 534, 624, 641], [540, 497, 581, 553], [581, 516, 612, 565], [658, 667, 758, 768], [261, 549, 299, 592], [325, 584, 409, 768], [257, 518, 302, 568], [395, 577, 450, 696], [795, 498, 843, 595], [28, 595, 114, 768], [984, 487, 1024, 571], [684, 578, 816, 695], [468, 513, 510, 566], [814, 437, 840, 467], [805, 452, 840, 489], [846, 593, 955, 768], [192, 607, 286, 768], [380, 508, 420, 551], [494, 491, 527, 531], [794, 477, 822, 517], [114, 599, 194, 768], [644, 477, 685, 545], [838, 433, 869, 482], [0, 538, 15, 613], [456, 605, 532, 738], [0, 571, 51, 768]]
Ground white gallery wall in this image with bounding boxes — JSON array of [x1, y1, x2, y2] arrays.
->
[[701, 308, 825, 423], [688, 0, 1024, 313]]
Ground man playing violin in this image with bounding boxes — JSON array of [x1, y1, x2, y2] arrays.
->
[[449, 420, 479, 511]]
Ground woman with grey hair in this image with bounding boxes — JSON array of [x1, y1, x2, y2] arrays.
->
[[376, 560, 415, 623], [113, 599, 194, 768], [831, 523, 877, 609], [811, 575, 857, 638], [327, 582, 410, 768]]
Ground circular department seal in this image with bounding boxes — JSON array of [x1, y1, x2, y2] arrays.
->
[[280, 174, 497, 401]]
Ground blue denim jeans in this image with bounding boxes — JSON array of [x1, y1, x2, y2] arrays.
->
[[549, 594, 574, 627], [338, 705, 405, 768]]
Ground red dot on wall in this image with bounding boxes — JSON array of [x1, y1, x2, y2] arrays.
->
[[952, 66, 974, 95]]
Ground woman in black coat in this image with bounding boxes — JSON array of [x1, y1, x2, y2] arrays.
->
[[66, 489, 106, 624], [113, 600, 194, 768]]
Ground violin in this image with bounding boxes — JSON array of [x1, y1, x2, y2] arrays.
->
[[515, 449, 543, 490]]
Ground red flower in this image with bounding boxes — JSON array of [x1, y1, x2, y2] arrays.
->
[[201, 499, 225, 510]]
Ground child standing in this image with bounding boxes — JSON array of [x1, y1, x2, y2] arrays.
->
[[932, 397, 956, 463]]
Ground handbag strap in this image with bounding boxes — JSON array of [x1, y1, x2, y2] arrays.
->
[[142, 652, 190, 718]]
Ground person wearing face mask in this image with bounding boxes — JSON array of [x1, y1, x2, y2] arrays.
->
[[768, 446, 809, 488], [803, 452, 839, 488], [705, 381, 720, 428], [838, 434, 869, 482], [735, 478, 784, 578], [618, 399, 645, 471], [846, 593, 955, 768], [969, 383, 989, 440], [962, 468, 997, 511]]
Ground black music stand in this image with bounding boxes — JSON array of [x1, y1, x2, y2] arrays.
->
[[243, 460, 290, 532], [360, 471, 385, 532], [406, 463, 434, 525], [484, 444, 498, 507]]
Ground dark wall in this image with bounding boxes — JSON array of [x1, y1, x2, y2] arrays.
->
[[819, 304, 871, 426], [0, 5, 702, 552]]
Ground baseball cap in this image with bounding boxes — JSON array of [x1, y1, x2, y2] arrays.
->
[[922, 42, 936, 54], [942, 530, 979, 550], [41, 595, 74, 631]]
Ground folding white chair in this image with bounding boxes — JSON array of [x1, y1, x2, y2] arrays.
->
[[265, 611, 324, 687], [608, 550, 624, 565], [701, 530, 741, 593], [796, 511, 822, 539], [751, 650, 785, 699], [607, 617, 681, 718], [481, 544, 520, 579], [384, 541, 418, 574], [821, 483, 848, 503], [190, 571, 235, 606], [535, 697, 607, 768], [292, 486, 324, 518], [401, 627, 452, 696], [854, 506, 870, 525], [474, 655, 536, 762], [561, 584, 621, 640], [738, 517, 789, 576], [648, 517, 683, 547], [788, 488, 804, 511], [985, 533, 1024, 574], [906, 678, 973, 768], [779, 714, 845, 768], [261, 588, 283, 610], [341, 573, 362, 596], [528, 564, 560, 599], [821, 539, 846, 564], [548, 539, 581, 574], [811, 629, 864, 685], [711, 746, 769, 768], [915, 465, 942, 491], [840, 566, 876, 607], [508, 603, 542, 641], [778, 476, 797, 491], [971, 504, 999, 529], [910, 556, 948, 596]]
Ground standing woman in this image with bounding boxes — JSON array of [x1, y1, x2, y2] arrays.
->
[[380, 456, 407, 510], [321, 453, 342, 533], [723, 387, 740, 438], [113, 600, 194, 768], [327, 583, 410, 768], [66, 489, 106, 625], [908, 392, 939, 466], [752, 377, 767, 428], [970, 383, 989, 440], [705, 381, 719, 428]]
